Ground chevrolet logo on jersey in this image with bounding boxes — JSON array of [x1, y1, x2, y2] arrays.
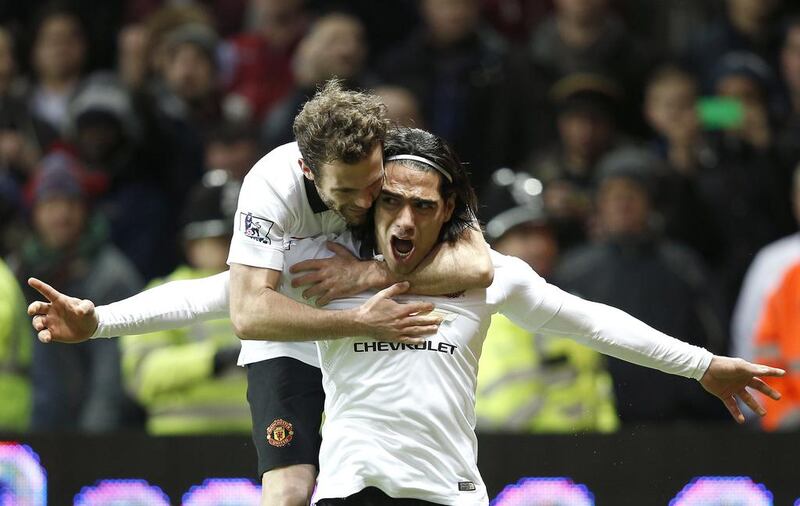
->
[[353, 341, 457, 355]]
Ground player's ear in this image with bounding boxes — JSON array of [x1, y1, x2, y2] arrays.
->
[[299, 159, 314, 180]]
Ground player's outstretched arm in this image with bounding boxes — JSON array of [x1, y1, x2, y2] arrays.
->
[[28, 273, 231, 343], [699, 355, 783, 423], [497, 256, 785, 423], [28, 278, 98, 343], [230, 263, 441, 343], [290, 227, 493, 304]]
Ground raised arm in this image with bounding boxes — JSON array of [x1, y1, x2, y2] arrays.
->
[[229, 263, 439, 343], [27, 273, 231, 343], [498, 255, 784, 423], [290, 227, 493, 304]]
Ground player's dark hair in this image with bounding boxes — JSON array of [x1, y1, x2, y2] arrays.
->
[[355, 128, 478, 255], [293, 79, 390, 178]]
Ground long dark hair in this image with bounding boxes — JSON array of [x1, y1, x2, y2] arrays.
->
[[355, 127, 479, 257]]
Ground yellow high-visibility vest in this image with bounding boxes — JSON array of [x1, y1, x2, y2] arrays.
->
[[476, 314, 619, 433]]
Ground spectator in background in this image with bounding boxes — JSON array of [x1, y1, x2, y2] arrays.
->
[[8, 151, 142, 432], [119, 12, 211, 212], [261, 10, 376, 150], [220, 0, 308, 122], [378, 0, 532, 189], [481, 0, 552, 44], [29, 5, 87, 137], [698, 52, 792, 318], [621, 0, 717, 58], [776, 17, 800, 169], [0, 171, 25, 257], [141, 4, 213, 83], [205, 121, 260, 181], [713, 52, 777, 150], [0, 27, 52, 184], [124, 0, 247, 38], [520, 73, 622, 250], [685, 0, 783, 91], [753, 261, 800, 431], [1, 28, 50, 255], [733, 163, 800, 363], [117, 23, 149, 91], [476, 169, 619, 433], [644, 66, 709, 176], [528, 0, 650, 127], [554, 148, 727, 424], [68, 73, 175, 280], [372, 85, 425, 128], [642, 64, 723, 263], [121, 174, 248, 435], [0, 258, 32, 432], [157, 23, 223, 134]]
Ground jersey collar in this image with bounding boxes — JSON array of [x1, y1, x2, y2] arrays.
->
[[303, 176, 329, 214]]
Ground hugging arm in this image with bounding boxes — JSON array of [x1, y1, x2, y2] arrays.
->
[[291, 227, 493, 304], [229, 263, 438, 343]]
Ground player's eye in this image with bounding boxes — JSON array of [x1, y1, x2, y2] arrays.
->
[[380, 195, 399, 206]]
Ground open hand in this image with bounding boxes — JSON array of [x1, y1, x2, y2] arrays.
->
[[26, 278, 99, 343], [699, 356, 784, 423], [352, 282, 441, 345]]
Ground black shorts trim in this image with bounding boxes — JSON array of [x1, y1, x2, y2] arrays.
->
[[246, 357, 324, 477], [316, 487, 443, 506]]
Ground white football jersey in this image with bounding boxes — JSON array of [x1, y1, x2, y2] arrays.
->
[[281, 235, 712, 505], [228, 142, 346, 368]]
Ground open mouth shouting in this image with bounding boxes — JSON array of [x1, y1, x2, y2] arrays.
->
[[390, 235, 415, 262]]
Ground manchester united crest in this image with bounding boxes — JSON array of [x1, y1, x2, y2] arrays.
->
[[266, 418, 294, 447]]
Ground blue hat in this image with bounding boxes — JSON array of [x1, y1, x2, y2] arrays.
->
[[33, 152, 85, 203], [710, 51, 775, 92]]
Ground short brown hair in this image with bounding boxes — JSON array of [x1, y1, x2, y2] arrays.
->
[[293, 79, 389, 177], [645, 64, 697, 93]]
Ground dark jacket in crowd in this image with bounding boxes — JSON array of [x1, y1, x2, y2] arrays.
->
[[684, 14, 782, 92], [694, 135, 793, 318], [554, 235, 728, 424], [378, 29, 534, 189]]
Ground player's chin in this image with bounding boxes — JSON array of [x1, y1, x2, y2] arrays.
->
[[342, 208, 369, 225]]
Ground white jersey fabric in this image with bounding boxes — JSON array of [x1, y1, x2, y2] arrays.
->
[[226, 142, 345, 270], [94, 141, 341, 367], [227, 141, 344, 367], [91, 232, 713, 506]]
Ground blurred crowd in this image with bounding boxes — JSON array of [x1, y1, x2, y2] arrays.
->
[[1, 0, 800, 435]]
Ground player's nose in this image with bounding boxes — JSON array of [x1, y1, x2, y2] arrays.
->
[[394, 204, 415, 228]]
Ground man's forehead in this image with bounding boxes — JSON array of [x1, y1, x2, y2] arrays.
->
[[383, 162, 442, 199], [318, 148, 384, 186]]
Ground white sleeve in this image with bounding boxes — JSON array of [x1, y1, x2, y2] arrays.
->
[[226, 168, 292, 271], [91, 271, 231, 338], [498, 257, 713, 380]]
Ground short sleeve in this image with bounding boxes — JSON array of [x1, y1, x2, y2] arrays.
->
[[227, 169, 293, 271]]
